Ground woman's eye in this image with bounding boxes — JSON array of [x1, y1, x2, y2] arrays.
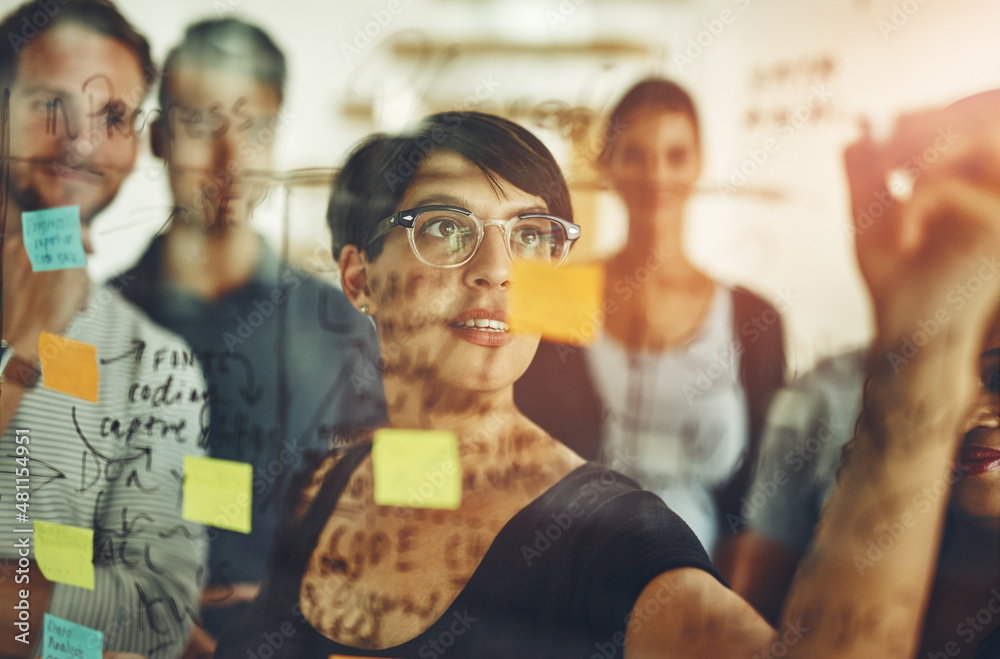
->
[[621, 147, 643, 166], [985, 367, 1000, 394], [424, 218, 460, 238], [668, 146, 688, 166], [516, 227, 541, 246]]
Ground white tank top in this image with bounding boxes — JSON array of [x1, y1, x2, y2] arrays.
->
[[586, 284, 749, 553]]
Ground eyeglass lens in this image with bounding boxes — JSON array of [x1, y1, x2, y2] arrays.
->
[[412, 209, 568, 266]]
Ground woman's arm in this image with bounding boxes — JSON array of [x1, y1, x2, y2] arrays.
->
[[780, 98, 1000, 659]]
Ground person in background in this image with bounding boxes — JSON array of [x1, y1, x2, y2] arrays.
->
[[516, 78, 785, 564], [727, 347, 865, 623], [0, 1, 207, 657], [118, 18, 385, 656]]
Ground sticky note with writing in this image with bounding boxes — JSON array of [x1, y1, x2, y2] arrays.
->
[[509, 262, 604, 345], [34, 520, 94, 590], [43, 614, 102, 659], [21, 205, 87, 272], [183, 456, 252, 533], [372, 429, 461, 509], [38, 332, 99, 403]]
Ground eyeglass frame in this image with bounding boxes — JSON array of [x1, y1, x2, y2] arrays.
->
[[364, 204, 582, 268]]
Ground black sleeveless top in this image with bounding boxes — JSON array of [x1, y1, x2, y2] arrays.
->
[[215, 443, 724, 659]]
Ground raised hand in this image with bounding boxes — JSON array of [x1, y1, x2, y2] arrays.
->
[[845, 95, 1000, 374]]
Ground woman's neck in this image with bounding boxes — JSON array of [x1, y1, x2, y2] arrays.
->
[[606, 207, 699, 284], [603, 212, 715, 351], [381, 376, 521, 438]]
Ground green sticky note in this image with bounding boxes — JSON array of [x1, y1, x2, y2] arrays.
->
[[34, 520, 94, 590], [43, 614, 102, 659], [372, 428, 461, 509], [182, 456, 252, 533], [21, 206, 87, 271]]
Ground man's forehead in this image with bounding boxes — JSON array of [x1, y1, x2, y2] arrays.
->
[[165, 64, 280, 108], [14, 22, 144, 92]]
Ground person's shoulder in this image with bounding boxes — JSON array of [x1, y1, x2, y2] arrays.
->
[[73, 285, 206, 380], [284, 267, 374, 331], [800, 347, 868, 390], [729, 285, 778, 312], [781, 347, 867, 410], [557, 463, 668, 515], [77, 284, 185, 346]]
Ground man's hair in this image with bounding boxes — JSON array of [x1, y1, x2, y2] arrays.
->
[[159, 18, 286, 112], [0, 0, 154, 92], [599, 77, 701, 166], [328, 111, 573, 261]]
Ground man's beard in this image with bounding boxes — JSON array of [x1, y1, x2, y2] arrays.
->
[[6, 163, 113, 226]]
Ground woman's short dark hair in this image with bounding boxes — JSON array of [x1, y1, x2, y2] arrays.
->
[[599, 78, 700, 166], [0, 0, 155, 93], [328, 111, 573, 261]]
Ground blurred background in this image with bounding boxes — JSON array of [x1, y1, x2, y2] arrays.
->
[[13, 0, 999, 376]]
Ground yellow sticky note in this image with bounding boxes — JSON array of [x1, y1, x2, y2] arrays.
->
[[182, 456, 252, 534], [509, 262, 604, 346], [34, 520, 94, 590], [372, 429, 461, 509], [38, 332, 99, 403]]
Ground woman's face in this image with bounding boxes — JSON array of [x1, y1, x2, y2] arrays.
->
[[953, 320, 1000, 527], [605, 108, 701, 217], [362, 150, 543, 397]]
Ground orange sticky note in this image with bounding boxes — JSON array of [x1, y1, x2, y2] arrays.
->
[[38, 332, 99, 403], [372, 429, 461, 509], [34, 520, 95, 590], [182, 456, 253, 534], [509, 262, 604, 346]]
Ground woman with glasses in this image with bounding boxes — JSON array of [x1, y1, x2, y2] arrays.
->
[[517, 78, 785, 563], [213, 111, 774, 657]]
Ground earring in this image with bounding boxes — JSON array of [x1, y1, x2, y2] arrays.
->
[[359, 305, 369, 314]]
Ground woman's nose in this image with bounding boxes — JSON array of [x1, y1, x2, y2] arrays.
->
[[464, 225, 511, 289]]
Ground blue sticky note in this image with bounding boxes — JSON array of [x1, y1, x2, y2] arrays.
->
[[21, 206, 87, 272], [43, 614, 102, 659]]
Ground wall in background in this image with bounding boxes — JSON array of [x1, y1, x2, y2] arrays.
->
[[9, 0, 996, 375]]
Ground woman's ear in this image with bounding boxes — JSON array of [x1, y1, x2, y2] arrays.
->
[[339, 245, 376, 315]]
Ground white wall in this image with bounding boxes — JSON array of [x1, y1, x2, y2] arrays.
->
[[7, 0, 999, 374]]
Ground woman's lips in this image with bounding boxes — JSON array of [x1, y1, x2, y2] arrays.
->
[[448, 309, 512, 347], [957, 445, 1000, 476], [448, 324, 514, 347]]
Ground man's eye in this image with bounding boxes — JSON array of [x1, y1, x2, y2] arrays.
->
[[105, 101, 127, 127], [29, 99, 54, 113]]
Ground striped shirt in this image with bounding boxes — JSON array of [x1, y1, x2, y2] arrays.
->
[[0, 284, 208, 658]]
